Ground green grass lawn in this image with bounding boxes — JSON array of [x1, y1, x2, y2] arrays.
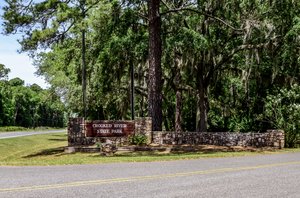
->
[[0, 133, 299, 166]]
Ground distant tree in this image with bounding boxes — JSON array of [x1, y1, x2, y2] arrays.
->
[[9, 78, 24, 86], [0, 64, 10, 79], [30, 83, 43, 92], [2, 0, 102, 117]]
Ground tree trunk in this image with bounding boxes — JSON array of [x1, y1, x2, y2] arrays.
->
[[196, 72, 208, 132], [195, 16, 209, 132], [130, 63, 135, 120], [148, 0, 162, 131], [175, 89, 183, 132], [174, 54, 183, 133], [82, 29, 87, 118], [81, 1, 87, 118]]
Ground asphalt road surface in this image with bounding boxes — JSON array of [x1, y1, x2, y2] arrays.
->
[[0, 129, 66, 139], [0, 152, 300, 198]]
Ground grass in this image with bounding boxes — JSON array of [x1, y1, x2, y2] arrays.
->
[[0, 133, 299, 166], [0, 126, 28, 132], [0, 126, 65, 132]]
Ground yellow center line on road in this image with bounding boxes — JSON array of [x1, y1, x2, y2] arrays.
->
[[1, 161, 300, 193]]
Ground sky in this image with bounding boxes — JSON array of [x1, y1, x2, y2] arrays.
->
[[0, 1, 48, 89]]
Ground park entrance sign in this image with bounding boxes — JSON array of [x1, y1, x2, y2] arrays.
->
[[85, 121, 135, 137], [68, 117, 152, 146]]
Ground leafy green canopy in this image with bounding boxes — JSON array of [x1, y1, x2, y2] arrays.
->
[[2, 0, 300, 146], [0, 64, 65, 127]]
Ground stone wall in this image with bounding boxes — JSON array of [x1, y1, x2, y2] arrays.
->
[[135, 117, 152, 144], [152, 130, 285, 148], [68, 117, 284, 148], [68, 117, 152, 146]]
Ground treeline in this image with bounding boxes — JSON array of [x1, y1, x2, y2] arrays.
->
[[0, 64, 65, 128], [2, 1, 300, 146]]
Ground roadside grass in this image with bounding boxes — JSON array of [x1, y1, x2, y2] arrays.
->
[[0, 126, 65, 132], [0, 133, 299, 166], [0, 126, 28, 132]]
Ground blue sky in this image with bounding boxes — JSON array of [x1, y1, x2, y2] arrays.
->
[[0, 0, 48, 88]]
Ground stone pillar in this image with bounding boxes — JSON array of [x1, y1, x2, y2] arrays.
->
[[134, 117, 152, 144], [68, 117, 85, 146], [152, 131, 163, 144], [267, 129, 285, 149], [279, 130, 285, 149]]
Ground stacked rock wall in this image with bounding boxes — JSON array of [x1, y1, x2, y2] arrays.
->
[[68, 117, 284, 148], [152, 130, 284, 148], [135, 117, 152, 144]]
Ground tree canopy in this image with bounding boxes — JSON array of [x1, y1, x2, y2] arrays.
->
[[2, 0, 300, 147], [0, 64, 65, 128]]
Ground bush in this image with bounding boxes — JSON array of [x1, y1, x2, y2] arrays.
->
[[0, 126, 28, 132], [129, 134, 148, 146], [264, 85, 300, 148]]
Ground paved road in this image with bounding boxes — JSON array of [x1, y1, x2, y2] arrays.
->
[[0, 152, 300, 198], [0, 129, 66, 139]]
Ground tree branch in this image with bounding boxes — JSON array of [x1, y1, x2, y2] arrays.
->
[[135, 86, 147, 97], [205, 42, 270, 83], [160, 7, 242, 32], [161, 0, 172, 10], [84, 0, 102, 15]]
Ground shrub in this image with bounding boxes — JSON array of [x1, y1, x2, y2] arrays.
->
[[129, 134, 148, 146], [0, 126, 28, 132], [264, 85, 300, 147]]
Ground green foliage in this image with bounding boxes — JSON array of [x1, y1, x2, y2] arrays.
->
[[95, 142, 102, 149], [129, 134, 148, 146], [0, 64, 65, 128], [0, 64, 10, 79], [0, 126, 28, 132], [8, 77, 24, 86], [2, 0, 300, 147], [264, 85, 300, 148]]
